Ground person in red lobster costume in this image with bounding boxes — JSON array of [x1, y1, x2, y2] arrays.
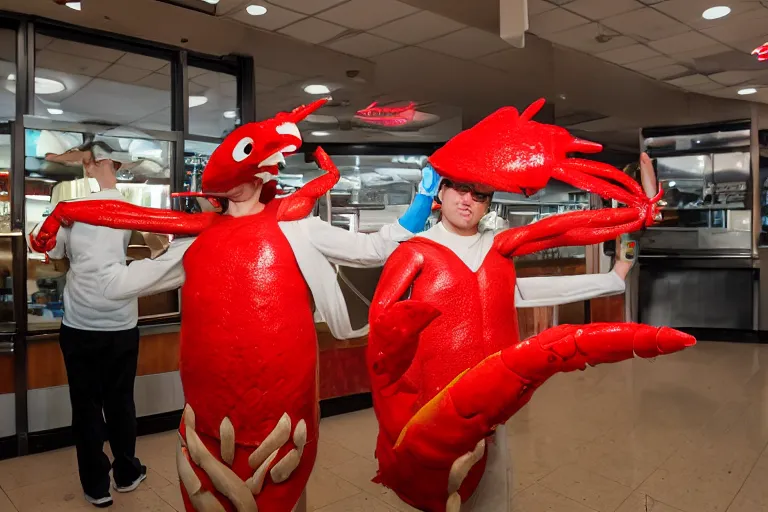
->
[[366, 99, 697, 512], [28, 98, 439, 512]]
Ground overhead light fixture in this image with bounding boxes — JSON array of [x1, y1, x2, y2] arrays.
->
[[311, 131, 331, 136], [189, 95, 208, 107], [5, 75, 66, 95], [223, 110, 237, 119], [47, 108, 63, 115], [702, 6, 730, 20], [738, 87, 757, 95], [246, 4, 267, 15], [202, 0, 219, 3], [304, 84, 330, 95], [65, 1, 81, 10]]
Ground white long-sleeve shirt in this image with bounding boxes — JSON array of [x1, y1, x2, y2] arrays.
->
[[420, 221, 625, 308], [30, 189, 194, 331]]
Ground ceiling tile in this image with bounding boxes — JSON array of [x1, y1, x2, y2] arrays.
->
[[665, 73, 710, 87], [98, 64, 152, 84], [214, 0, 250, 15], [47, 39, 125, 63], [369, 11, 464, 45], [418, 27, 511, 60], [624, 55, 677, 71], [278, 17, 347, 44], [528, 0, 557, 16], [36, 50, 112, 77], [731, 36, 768, 54], [133, 73, 171, 91], [655, 0, 764, 30], [546, 23, 635, 54], [316, 0, 419, 30], [681, 80, 725, 93], [563, 0, 644, 20], [254, 66, 304, 87], [269, 0, 347, 15], [670, 43, 732, 62], [640, 64, 690, 79], [115, 54, 168, 71], [324, 32, 402, 58], [708, 70, 768, 86], [595, 43, 660, 64], [649, 31, 722, 54], [228, 2, 306, 31], [602, 7, 689, 41], [702, 9, 768, 44], [529, 8, 590, 35]]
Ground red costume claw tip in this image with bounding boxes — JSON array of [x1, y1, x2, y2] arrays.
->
[[568, 137, 602, 154], [657, 327, 696, 352]]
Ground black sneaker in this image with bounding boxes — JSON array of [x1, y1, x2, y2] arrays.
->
[[113, 465, 147, 493], [84, 492, 113, 508]]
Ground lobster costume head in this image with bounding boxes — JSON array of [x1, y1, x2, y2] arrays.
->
[[201, 98, 328, 203], [427, 98, 644, 204]]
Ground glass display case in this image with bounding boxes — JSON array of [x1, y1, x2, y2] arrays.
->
[[639, 124, 752, 255], [23, 122, 179, 331]]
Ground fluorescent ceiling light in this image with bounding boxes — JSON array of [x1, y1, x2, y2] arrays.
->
[[47, 108, 63, 115], [5, 75, 66, 95], [702, 6, 730, 20], [304, 84, 330, 95], [738, 87, 757, 95], [65, 1, 82, 10], [189, 95, 208, 107], [246, 4, 267, 15], [223, 110, 237, 119], [311, 131, 331, 136]]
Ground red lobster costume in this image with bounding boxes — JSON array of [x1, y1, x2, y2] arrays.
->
[[30, 99, 342, 512], [366, 99, 696, 511]]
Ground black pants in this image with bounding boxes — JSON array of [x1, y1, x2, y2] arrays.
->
[[59, 323, 143, 497]]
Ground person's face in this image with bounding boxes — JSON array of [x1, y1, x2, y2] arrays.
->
[[83, 156, 116, 179], [438, 180, 493, 233], [225, 179, 263, 203]]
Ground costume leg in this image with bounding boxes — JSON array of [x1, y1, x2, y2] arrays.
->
[[59, 324, 112, 498], [103, 326, 143, 486]]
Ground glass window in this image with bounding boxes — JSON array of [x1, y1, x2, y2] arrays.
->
[[33, 35, 171, 131], [0, 29, 15, 122], [188, 67, 237, 138], [24, 125, 177, 330]]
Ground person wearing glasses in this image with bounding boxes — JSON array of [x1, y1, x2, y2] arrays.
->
[[407, 157, 655, 511]]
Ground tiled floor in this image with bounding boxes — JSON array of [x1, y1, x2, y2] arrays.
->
[[1, 340, 768, 511]]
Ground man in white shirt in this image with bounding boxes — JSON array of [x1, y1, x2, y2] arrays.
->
[[35, 151, 193, 508]]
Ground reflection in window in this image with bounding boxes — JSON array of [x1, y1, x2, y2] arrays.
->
[[0, 29, 15, 122], [188, 67, 237, 138], [24, 126, 176, 330], [32, 35, 171, 131]]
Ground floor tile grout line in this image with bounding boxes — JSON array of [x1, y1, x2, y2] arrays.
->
[[722, 437, 768, 512], [0, 487, 18, 512], [535, 481, 602, 512]]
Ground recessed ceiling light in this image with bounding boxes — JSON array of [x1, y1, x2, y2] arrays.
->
[[246, 4, 267, 15], [189, 95, 208, 107], [6, 75, 66, 95], [202, 0, 220, 3], [47, 108, 63, 115], [702, 6, 730, 20], [65, 1, 82, 10], [304, 84, 330, 95], [223, 110, 237, 119], [311, 131, 331, 136], [738, 87, 757, 95]]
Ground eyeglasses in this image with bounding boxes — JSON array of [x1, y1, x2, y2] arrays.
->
[[443, 180, 493, 203]]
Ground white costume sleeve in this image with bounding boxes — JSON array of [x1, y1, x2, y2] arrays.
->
[[514, 270, 625, 308], [279, 216, 416, 340], [100, 237, 195, 300]]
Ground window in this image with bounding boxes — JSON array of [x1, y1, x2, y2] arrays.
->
[[24, 125, 176, 330], [188, 67, 237, 138], [33, 35, 171, 131], [0, 28, 15, 122]]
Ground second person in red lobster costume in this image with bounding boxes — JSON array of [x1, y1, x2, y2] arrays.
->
[[366, 99, 696, 512]]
